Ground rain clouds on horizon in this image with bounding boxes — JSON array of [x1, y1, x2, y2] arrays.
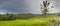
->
[[0, 0, 59, 14]]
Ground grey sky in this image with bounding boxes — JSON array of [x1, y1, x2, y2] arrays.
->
[[0, 0, 59, 14]]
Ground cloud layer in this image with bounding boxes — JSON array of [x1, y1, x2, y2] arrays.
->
[[0, 0, 59, 14]]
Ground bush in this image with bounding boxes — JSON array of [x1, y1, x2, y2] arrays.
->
[[7, 14, 16, 20]]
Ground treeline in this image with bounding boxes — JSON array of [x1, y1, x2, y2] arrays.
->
[[0, 13, 58, 21], [0, 14, 16, 21], [0, 13, 34, 21]]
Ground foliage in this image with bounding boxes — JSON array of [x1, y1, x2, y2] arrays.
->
[[0, 14, 58, 20], [0, 14, 58, 26], [41, 0, 54, 15], [0, 17, 57, 26]]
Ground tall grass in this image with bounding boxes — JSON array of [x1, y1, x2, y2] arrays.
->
[[0, 17, 58, 26], [0, 14, 58, 26]]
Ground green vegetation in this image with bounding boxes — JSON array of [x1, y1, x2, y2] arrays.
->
[[0, 12, 57, 25], [0, 14, 58, 26], [0, 18, 58, 26]]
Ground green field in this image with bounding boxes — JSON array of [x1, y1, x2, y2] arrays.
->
[[0, 14, 58, 26]]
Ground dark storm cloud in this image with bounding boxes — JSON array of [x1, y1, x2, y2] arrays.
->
[[0, 0, 59, 14], [0, 0, 31, 14], [0, 0, 42, 14]]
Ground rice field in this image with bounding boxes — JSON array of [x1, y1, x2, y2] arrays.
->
[[0, 14, 58, 26], [0, 17, 58, 26]]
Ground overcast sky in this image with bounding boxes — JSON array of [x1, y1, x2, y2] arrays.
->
[[0, 0, 59, 14]]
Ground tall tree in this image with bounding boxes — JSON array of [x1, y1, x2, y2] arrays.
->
[[41, 0, 54, 15]]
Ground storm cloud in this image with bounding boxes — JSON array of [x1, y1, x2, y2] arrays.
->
[[0, 0, 59, 14]]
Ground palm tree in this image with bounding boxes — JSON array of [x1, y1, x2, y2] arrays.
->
[[41, 0, 54, 15]]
